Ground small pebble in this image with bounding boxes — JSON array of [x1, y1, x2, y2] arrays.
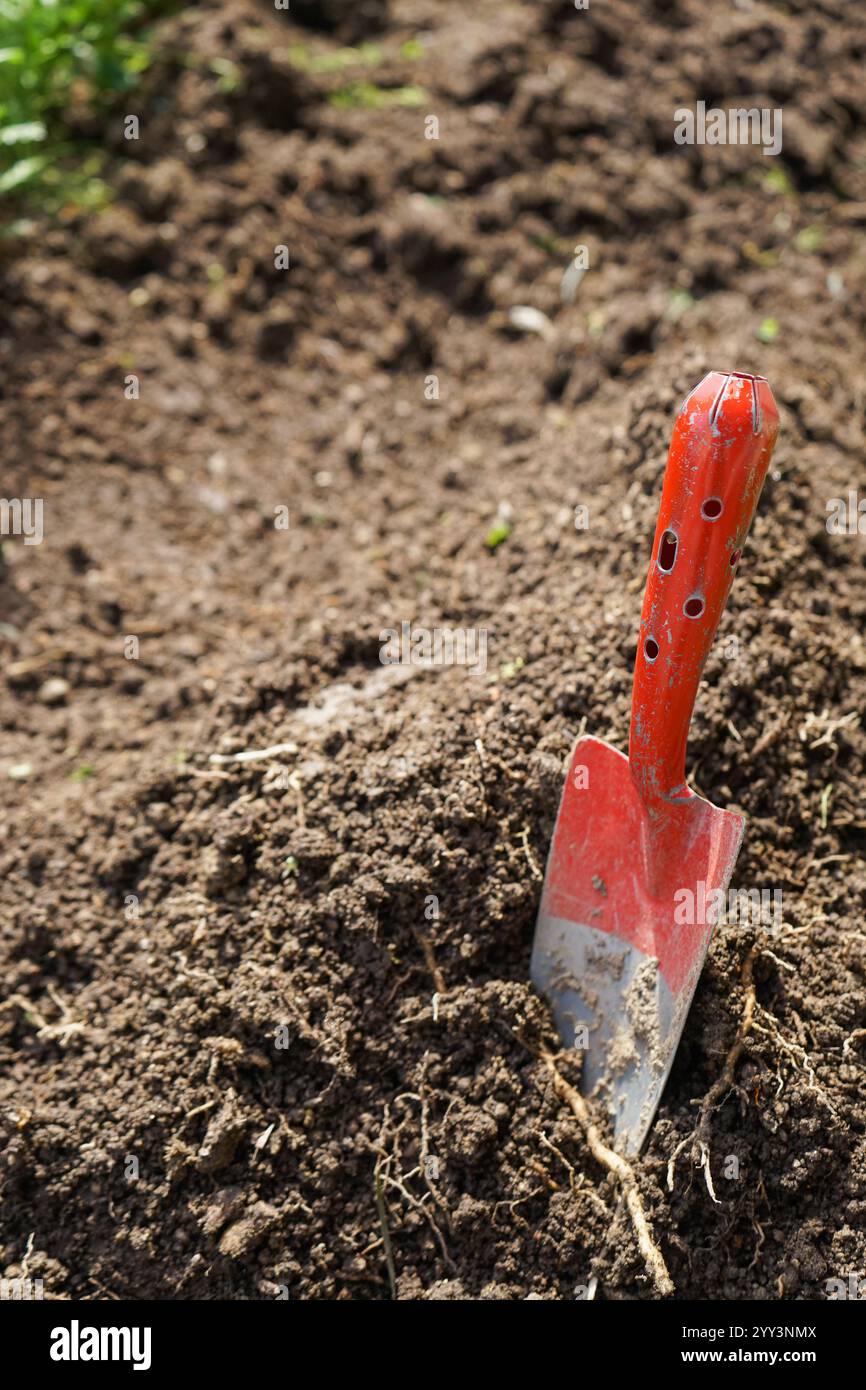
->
[[39, 677, 70, 706], [508, 305, 556, 340]]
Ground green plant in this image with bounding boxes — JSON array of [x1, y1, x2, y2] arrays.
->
[[0, 0, 166, 213], [328, 81, 426, 111], [485, 518, 512, 551], [794, 225, 823, 254], [288, 41, 384, 74], [666, 288, 694, 321], [208, 55, 241, 95], [761, 166, 795, 196]]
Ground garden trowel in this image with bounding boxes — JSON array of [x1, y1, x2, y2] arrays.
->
[[531, 371, 779, 1155]]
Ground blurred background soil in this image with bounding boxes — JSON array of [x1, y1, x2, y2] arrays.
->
[[1, 0, 865, 1299]]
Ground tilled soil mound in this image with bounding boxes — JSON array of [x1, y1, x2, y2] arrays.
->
[[1, 0, 865, 1300]]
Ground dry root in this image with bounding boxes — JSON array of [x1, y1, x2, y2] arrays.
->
[[370, 1067, 455, 1297], [0, 987, 88, 1045], [540, 1050, 674, 1297], [843, 1028, 866, 1058], [668, 936, 843, 1203], [666, 943, 759, 1204], [209, 739, 299, 764]]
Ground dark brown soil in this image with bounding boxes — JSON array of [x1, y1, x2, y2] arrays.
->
[[2, 0, 866, 1301]]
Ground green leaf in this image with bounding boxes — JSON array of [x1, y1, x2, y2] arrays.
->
[[500, 656, 524, 680], [485, 519, 512, 550], [1, 119, 47, 143], [209, 56, 242, 93], [0, 0, 155, 213], [287, 44, 311, 70], [762, 167, 794, 196], [329, 81, 426, 110], [0, 153, 47, 191], [666, 288, 694, 321], [794, 225, 822, 253], [756, 317, 780, 343]]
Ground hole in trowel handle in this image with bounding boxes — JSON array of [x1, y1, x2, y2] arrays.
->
[[658, 530, 678, 572], [701, 496, 723, 520], [684, 596, 705, 619], [644, 636, 659, 662]]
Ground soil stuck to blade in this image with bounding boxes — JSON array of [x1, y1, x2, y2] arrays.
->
[[2, 0, 866, 1301], [625, 957, 666, 1077]]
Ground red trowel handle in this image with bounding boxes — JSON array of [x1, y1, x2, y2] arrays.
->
[[628, 371, 779, 815]]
